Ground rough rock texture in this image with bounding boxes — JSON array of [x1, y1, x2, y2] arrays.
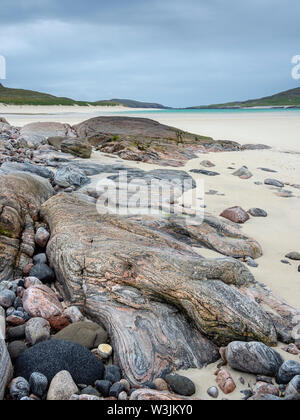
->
[[285, 375, 300, 400], [39, 193, 300, 385], [73, 116, 240, 167], [1, 162, 54, 180], [60, 138, 92, 159], [220, 206, 250, 224], [0, 307, 13, 400], [20, 122, 75, 145], [129, 389, 198, 400], [14, 339, 105, 384], [0, 173, 54, 280], [131, 213, 263, 259], [223, 341, 284, 376]]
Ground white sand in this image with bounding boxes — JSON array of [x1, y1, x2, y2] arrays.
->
[[2, 105, 299, 399], [128, 110, 300, 153]]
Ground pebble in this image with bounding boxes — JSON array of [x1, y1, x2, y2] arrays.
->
[[233, 166, 253, 179], [109, 382, 126, 398], [285, 375, 300, 400], [153, 378, 169, 391], [220, 206, 250, 224], [25, 317, 51, 345], [264, 178, 284, 188], [216, 369, 236, 395], [33, 254, 47, 265], [282, 344, 299, 355], [95, 380, 113, 397], [80, 386, 100, 397], [7, 324, 26, 341], [248, 208, 268, 217], [223, 341, 284, 377], [8, 341, 27, 361], [285, 252, 300, 261], [29, 372, 48, 398], [10, 377, 30, 400], [252, 381, 279, 397], [207, 386, 219, 398], [35, 227, 50, 248], [29, 263, 55, 284], [118, 391, 128, 400], [277, 360, 300, 384], [97, 343, 113, 359], [104, 365, 121, 384], [0, 289, 16, 309], [47, 370, 79, 401], [164, 373, 196, 396], [245, 256, 259, 268], [119, 379, 131, 393]]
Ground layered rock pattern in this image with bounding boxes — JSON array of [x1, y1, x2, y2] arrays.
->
[[40, 193, 300, 384], [0, 173, 54, 280]]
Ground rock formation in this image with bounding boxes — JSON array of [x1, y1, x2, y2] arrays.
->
[[40, 193, 300, 385], [0, 173, 54, 280]]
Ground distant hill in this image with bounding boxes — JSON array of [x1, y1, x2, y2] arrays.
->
[[189, 87, 300, 109], [108, 99, 170, 109], [0, 84, 169, 108]]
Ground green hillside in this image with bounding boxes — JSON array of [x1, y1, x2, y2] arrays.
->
[[189, 87, 300, 109], [0, 84, 168, 108]]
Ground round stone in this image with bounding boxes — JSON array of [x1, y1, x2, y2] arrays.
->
[[10, 377, 30, 400], [207, 386, 219, 398], [97, 344, 113, 359], [29, 372, 48, 398]]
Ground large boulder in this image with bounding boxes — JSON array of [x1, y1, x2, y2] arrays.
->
[[39, 193, 298, 385], [60, 138, 92, 159], [0, 173, 54, 280], [20, 122, 75, 146], [1, 162, 54, 180], [222, 341, 284, 376], [14, 339, 105, 385], [72, 116, 236, 167], [0, 307, 13, 400], [54, 165, 89, 188]]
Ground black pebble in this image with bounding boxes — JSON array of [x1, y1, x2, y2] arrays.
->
[[95, 380, 112, 397], [104, 365, 121, 383], [109, 382, 125, 398]]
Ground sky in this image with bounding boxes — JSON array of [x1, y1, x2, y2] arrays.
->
[[0, 0, 300, 107]]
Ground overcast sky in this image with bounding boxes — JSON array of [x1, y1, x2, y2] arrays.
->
[[0, 0, 299, 107]]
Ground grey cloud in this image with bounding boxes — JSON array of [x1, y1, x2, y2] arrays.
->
[[0, 0, 300, 106]]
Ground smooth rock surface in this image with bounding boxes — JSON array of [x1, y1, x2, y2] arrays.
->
[[277, 360, 300, 384], [22, 284, 63, 320], [165, 373, 196, 396], [47, 370, 78, 400], [223, 341, 284, 376], [0, 307, 13, 399], [25, 317, 51, 345], [52, 321, 108, 349]]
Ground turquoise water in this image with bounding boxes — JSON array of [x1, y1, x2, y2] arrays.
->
[[119, 107, 300, 115]]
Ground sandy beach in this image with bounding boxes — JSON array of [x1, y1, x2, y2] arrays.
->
[[1, 105, 299, 400], [1, 105, 299, 309]]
